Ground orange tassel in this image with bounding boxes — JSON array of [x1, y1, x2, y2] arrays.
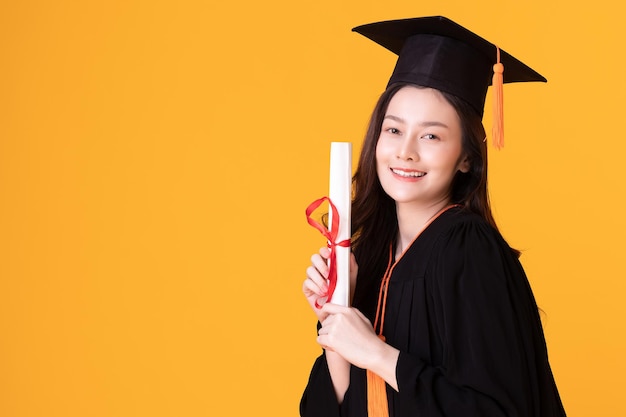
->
[[492, 46, 504, 149], [367, 335, 389, 417]]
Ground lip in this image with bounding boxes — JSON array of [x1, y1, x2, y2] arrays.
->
[[389, 167, 426, 181]]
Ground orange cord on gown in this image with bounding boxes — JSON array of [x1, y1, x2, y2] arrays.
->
[[367, 245, 394, 417], [366, 204, 459, 417]]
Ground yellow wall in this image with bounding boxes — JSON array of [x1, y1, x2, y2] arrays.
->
[[1, 1, 623, 415]]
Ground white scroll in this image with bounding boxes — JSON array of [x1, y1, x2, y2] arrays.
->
[[328, 142, 352, 306]]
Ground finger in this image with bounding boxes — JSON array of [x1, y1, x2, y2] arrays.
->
[[302, 277, 325, 298], [311, 253, 330, 280], [303, 277, 329, 303], [349, 252, 358, 270], [317, 308, 330, 322], [319, 311, 336, 328], [305, 265, 329, 295], [317, 337, 334, 352], [316, 334, 335, 352], [349, 253, 358, 303], [320, 302, 350, 316]]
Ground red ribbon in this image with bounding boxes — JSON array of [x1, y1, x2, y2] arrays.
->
[[305, 197, 351, 309]]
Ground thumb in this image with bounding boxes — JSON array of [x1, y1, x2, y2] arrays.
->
[[320, 302, 349, 316]]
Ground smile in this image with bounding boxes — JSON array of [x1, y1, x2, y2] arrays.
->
[[391, 168, 426, 178]]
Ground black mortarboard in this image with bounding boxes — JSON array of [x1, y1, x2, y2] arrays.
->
[[352, 16, 546, 147]]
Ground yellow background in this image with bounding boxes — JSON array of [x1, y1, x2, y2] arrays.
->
[[1, 0, 624, 415]]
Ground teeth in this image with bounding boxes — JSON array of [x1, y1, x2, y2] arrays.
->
[[391, 168, 425, 178]]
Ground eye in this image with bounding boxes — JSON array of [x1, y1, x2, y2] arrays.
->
[[386, 127, 401, 134], [421, 133, 439, 140]]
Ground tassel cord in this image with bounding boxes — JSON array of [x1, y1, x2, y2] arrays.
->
[[492, 45, 504, 149]]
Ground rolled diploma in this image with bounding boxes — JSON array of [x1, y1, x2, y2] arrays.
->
[[328, 142, 352, 306]]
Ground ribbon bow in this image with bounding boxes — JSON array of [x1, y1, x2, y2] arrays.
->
[[305, 196, 351, 308]]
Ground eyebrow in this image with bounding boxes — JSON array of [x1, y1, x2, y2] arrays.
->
[[383, 114, 449, 129]]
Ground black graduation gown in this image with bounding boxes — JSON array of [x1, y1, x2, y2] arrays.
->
[[300, 208, 566, 417]]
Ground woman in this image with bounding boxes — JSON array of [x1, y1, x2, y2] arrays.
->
[[300, 16, 566, 417]]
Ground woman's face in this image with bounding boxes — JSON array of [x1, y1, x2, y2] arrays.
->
[[376, 86, 469, 210]]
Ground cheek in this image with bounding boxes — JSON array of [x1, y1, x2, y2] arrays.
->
[[375, 137, 392, 161], [432, 146, 464, 171]]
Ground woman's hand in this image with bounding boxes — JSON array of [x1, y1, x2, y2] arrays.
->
[[316, 304, 383, 369], [302, 247, 358, 322], [302, 248, 362, 400], [317, 303, 400, 390], [302, 247, 331, 322]]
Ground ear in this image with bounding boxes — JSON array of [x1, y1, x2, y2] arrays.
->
[[457, 155, 470, 173]]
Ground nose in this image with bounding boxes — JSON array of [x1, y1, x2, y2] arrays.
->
[[397, 134, 419, 161]]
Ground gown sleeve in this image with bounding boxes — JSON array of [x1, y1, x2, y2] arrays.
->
[[394, 218, 565, 416], [300, 351, 343, 417]]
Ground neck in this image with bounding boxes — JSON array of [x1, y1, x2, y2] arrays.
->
[[395, 199, 452, 257]]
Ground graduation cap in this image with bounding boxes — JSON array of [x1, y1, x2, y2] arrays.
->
[[352, 16, 546, 148]]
